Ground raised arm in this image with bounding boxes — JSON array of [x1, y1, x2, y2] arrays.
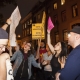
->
[[2, 18, 11, 30], [10, 51, 18, 61], [35, 39, 41, 60], [47, 29, 55, 54]]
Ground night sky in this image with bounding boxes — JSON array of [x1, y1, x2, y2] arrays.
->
[[0, 0, 43, 37]]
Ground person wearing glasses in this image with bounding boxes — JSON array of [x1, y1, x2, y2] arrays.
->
[[0, 18, 14, 80], [56, 26, 80, 80]]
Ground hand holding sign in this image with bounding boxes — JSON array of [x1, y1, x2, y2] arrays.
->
[[48, 17, 54, 31]]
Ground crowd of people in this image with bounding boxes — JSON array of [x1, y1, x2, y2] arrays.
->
[[0, 18, 80, 80]]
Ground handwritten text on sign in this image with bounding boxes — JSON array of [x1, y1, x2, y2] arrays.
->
[[32, 23, 45, 39]]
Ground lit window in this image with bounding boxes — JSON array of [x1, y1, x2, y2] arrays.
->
[[61, 0, 65, 5], [30, 19, 32, 24], [25, 23, 26, 28], [53, 3, 57, 9], [72, 4, 78, 17]]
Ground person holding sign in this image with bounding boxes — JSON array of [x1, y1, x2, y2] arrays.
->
[[47, 17, 67, 80], [0, 18, 14, 80]]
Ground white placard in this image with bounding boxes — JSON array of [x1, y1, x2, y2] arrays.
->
[[9, 6, 21, 46]]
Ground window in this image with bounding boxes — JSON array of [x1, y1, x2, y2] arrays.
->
[[23, 31, 24, 37], [30, 28, 32, 34], [33, 16, 36, 23], [27, 21, 29, 25], [23, 24, 24, 29], [53, 3, 57, 9], [47, 7, 50, 14], [27, 29, 29, 35], [25, 23, 26, 28], [61, 0, 65, 5], [37, 14, 40, 19], [72, 4, 78, 17], [25, 30, 26, 36], [63, 29, 68, 42], [53, 14, 58, 25], [30, 19, 32, 24], [61, 10, 66, 22], [55, 32, 59, 43]]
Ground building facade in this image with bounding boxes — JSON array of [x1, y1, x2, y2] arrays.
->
[[21, 0, 80, 46]]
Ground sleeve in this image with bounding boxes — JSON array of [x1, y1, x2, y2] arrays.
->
[[59, 50, 80, 80], [31, 55, 41, 68], [10, 51, 18, 61]]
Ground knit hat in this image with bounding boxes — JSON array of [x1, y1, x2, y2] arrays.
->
[[0, 28, 8, 45]]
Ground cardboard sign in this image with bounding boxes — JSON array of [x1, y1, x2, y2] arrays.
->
[[32, 11, 46, 40], [32, 23, 45, 39]]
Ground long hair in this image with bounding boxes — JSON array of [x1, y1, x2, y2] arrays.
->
[[59, 42, 67, 59]]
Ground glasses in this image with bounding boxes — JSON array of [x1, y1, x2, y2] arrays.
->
[[0, 45, 6, 50], [27, 44, 31, 47]]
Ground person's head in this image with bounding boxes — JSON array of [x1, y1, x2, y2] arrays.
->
[[23, 43, 31, 53], [40, 40, 46, 48], [0, 28, 8, 54], [22, 41, 27, 49], [54, 42, 67, 57], [68, 26, 80, 48], [54, 42, 62, 51]]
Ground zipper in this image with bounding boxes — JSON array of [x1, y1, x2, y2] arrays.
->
[[20, 60, 25, 78]]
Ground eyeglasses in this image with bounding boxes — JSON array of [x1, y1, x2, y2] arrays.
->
[[27, 44, 31, 47], [0, 45, 6, 50]]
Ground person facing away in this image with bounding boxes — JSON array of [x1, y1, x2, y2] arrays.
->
[[56, 26, 80, 80], [0, 18, 14, 80], [47, 29, 67, 80]]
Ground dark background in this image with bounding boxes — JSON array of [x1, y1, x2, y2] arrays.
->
[[0, 0, 45, 37]]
